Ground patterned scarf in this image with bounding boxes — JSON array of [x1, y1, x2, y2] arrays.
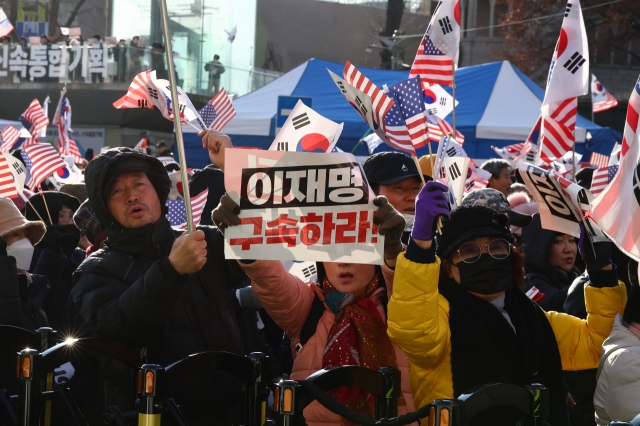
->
[[320, 273, 403, 425]]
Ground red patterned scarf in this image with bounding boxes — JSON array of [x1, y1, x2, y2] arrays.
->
[[321, 274, 403, 424]]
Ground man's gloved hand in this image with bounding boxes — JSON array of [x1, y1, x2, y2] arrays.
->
[[0, 237, 7, 256], [372, 196, 405, 261], [578, 222, 613, 271], [211, 195, 241, 231], [412, 181, 450, 241]]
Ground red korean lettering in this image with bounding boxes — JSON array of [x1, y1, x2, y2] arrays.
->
[[229, 216, 264, 250], [300, 212, 322, 246], [323, 212, 336, 244], [265, 214, 298, 247], [358, 210, 371, 243], [335, 212, 357, 243]]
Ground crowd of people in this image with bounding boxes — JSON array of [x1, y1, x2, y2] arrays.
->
[[1, 131, 639, 426]]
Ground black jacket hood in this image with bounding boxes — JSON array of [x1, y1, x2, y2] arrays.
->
[[84, 147, 171, 231], [521, 214, 559, 275], [25, 191, 80, 225]]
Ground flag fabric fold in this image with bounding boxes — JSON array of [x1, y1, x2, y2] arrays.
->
[[591, 74, 618, 113], [198, 88, 236, 131], [20, 98, 50, 148], [21, 143, 65, 190], [591, 77, 640, 261], [388, 76, 430, 150], [0, 124, 20, 152], [0, 8, 13, 38]]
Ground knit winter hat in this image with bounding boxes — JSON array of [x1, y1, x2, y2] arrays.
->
[[0, 197, 46, 246], [437, 205, 513, 259]]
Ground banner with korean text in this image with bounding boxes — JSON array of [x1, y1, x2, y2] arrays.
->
[[224, 149, 384, 264], [519, 162, 585, 238]]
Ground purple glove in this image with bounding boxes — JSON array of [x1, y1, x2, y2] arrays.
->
[[412, 181, 450, 241]]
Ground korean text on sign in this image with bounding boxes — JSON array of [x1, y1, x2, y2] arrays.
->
[[224, 149, 384, 264]]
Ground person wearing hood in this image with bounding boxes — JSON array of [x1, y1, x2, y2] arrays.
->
[[594, 285, 640, 425], [71, 145, 248, 424], [363, 151, 425, 245], [213, 193, 415, 426], [521, 214, 581, 312], [387, 182, 626, 426], [25, 191, 83, 335], [0, 197, 49, 329], [73, 200, 106, 256]]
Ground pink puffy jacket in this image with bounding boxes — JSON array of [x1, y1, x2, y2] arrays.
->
[[239, 260, 415, 426]]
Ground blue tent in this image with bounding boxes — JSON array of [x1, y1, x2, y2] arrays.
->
[[183, 59, 621, 169]]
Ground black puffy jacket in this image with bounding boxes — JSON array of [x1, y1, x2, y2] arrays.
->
[[521, 214, 580, 312], [71, 148, 247, 423]]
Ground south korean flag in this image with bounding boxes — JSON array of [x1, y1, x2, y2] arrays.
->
[[269, 100, 343, 153], [427, 0, 461, 65], [542, 0, 589, 111]]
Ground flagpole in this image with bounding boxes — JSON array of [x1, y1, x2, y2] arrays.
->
[[158, 0, 194, 233], [452, 63, 457, 138], [411, 154, 426, 184]]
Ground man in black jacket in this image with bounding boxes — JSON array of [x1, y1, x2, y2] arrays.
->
[[71, 146, 246, 425]]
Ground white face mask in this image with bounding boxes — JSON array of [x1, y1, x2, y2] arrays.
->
[[403, 214, 415, 233], [7, 238, 34, 271]]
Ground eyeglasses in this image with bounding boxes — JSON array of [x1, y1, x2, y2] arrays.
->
[[456, 238, 511, 264]]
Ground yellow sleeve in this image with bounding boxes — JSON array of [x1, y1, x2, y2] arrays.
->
[[546, 281, 627, 370], [387, 252, 450, 368]]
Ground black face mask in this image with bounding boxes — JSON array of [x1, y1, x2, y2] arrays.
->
[[456, 254, 512, 295]]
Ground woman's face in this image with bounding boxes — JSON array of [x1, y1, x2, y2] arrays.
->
[[323, 263, 376, 294], [548, 234, 577, 272], [58, 206, 75, 225], [445, 236, 506, 302], [4, 229, 27, 246]]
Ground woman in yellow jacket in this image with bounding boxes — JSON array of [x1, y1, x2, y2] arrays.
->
[[387, 182, 627, 426]]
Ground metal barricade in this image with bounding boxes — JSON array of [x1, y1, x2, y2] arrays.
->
[[272, 365, 400, 425], [109, 351, 269, 426], [12, 337, 143, 426]]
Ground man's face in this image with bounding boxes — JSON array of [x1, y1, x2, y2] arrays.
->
[[157, 146, 166, 154], [106, 171, 161, 228], [488, 167, 512, 197], [378, 176, 422, 215]]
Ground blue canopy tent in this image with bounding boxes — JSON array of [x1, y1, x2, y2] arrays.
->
[[182, 59, 621, 169]]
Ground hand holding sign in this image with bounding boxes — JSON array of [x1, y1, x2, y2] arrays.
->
[[372, 196, 405, 264]]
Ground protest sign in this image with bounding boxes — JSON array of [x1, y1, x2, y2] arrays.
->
[[269, 100, 343, 153], [519, 162, 582, 237], [224, 149, 384, 264]]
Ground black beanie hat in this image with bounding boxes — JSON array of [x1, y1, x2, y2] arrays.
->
[[437, 205, 513, 259]]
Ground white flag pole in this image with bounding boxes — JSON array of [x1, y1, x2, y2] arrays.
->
[[452, 63, 457, 138], [158, 0, 194, 233]]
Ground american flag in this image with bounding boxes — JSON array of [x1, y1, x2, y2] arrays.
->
[[165, 188, 209, 228], [53, 90, 73, 156], [383, 102, 416, 154], [538, 98, 577, 164], [427, 117, 464, 144], [0, 124, 20, 152], [21, 144, 65, 190], [343, 61, 394, 133], [0, 153, 17, 198], [589, 152, 609, 169], [20, 99, 49, 141], [590, 165, 619, 195], [198, 88, 236, 131], [68, 140, 83, 164], [410, 32, 454, 86], [621, 79, 640, 158], [388, 77, 430, 149]]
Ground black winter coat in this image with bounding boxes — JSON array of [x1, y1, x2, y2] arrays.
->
[[71, 148, 247, 424], [189, 164, 225, 226], [521, 214, 580, 312]]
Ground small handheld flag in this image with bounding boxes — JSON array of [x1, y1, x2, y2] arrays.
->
[[591, 74, 618, 113], [198, 88, 236, 131], [0, 8, 13, 38]]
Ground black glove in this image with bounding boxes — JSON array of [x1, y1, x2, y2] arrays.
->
[[0, 236, 7, 256], [38, 225, 80, 256], [372, 196, 405, 261], [578, 222, 613, 271]]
